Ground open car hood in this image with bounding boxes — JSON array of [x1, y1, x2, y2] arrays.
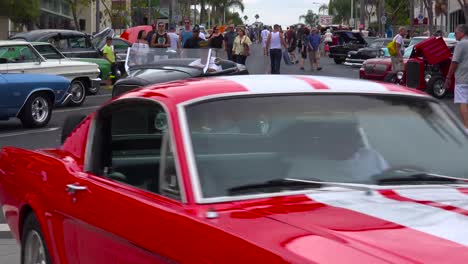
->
[[93, 27, 115, 50], [412, 36, 452, 64]]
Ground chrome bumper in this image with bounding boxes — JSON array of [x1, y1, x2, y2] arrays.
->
[[344, 59, 364, 67], [91, 78, 101, 89]]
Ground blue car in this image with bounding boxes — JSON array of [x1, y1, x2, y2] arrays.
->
[[0, 73, 71, 128]]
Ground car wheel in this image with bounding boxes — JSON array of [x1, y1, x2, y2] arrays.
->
[[334, 58, 344, 64], [19, 93, 52, 128], [427, 75, 447, 99], [21, 213, 52, 264], [69, 80, 86, 106]]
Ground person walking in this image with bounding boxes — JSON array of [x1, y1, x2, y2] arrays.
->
[[445, 24, 468, 131], [266, 24, 287, 74], [179, 19, 193, 48], [260, 26, 270, 73], [286, 26, 298, 64], [102, 36, 116, 90], [232, 28, 252, 65], [391, 27, 407, 73], [151, 22, 170, 48], [183, 25, 204, 49], [224, 25, 237, 62], [208, 26, 224, 49], [308, 27, 322, 71], [323, 28, 333, 56], [146, 23, 157, 44], [167, 25, 180, 50]]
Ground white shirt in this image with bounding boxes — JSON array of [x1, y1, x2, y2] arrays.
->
[[393, 34, 405, 55], [261, 29, 270, 44], [269, 31, 282, 49], [324, 32, 333, 42], [199, 32, 207, 40], [167, 32, 179, 49]]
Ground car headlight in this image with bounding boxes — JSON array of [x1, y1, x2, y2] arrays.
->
[[397, 71, 404, 80], [425, 74, 431, 83]]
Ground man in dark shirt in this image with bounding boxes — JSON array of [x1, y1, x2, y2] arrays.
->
[[146, 23, 157, 44], [223, 24, 237, 61], [184, 25, 204, 48]]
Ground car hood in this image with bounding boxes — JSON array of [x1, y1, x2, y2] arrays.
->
[[207, 187, 468, 263], [364, 57, 410, 66], [43, 59, 100, 72]]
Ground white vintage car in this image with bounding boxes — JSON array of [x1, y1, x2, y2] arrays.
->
[[0, 41, 100, 106]]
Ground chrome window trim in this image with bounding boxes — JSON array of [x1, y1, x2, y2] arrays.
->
[[177, 91, 435, 204], [84, 97, 187, 203]]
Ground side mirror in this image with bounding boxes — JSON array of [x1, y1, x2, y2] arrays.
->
[[61, 114, 87, 143]]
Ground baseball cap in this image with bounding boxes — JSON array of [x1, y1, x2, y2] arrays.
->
[[192, 25, 200, 32]]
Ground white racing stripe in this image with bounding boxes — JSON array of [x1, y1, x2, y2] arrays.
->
[[299, 76, 388, 93], [307, 191, 468, 246], [55, 106, 99, 113], [395, 188, 468, 211], [217, 75, 314, 93], [0, 127, 60, 138], [0, 224, 10, 232]]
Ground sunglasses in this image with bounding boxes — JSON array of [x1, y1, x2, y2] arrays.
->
[[184, 22, 190, 24], [158, 25, 164, 27]]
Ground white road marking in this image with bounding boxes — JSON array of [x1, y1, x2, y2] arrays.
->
[[0, 127, 60, 138], [0, 224, 10, 232], [55, 106, 99, 113], [308, 190, 468, 246]]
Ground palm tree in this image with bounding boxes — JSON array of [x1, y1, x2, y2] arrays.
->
[[255, 14, 259, 21], [328, 0, 352, 24], [299, 9, 319, 27], [243, 15, 248, 24], [211, 0, 244, 25], [318, 4, 328, 15]]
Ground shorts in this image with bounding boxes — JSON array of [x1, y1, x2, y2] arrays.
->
[[308, 50, 320, 63], [262, 40, 267, 48], [391, 56, 403, 72], [454, 84, 468, 104]]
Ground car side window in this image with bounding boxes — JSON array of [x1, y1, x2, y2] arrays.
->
[[92, 100, 181, 200], [0, 45, 39, 63], [69, 36, 90, 49], [112, 39, 130, 50], [49, 37, 69, 50]]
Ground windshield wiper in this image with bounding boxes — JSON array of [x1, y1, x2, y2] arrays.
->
[[227, 178, 373, 196], [372, 168, 468, 185]]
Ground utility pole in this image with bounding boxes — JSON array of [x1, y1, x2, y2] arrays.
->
[[381, 0, 385, 37], [96, 0, 100, 33], [351, 0, 353, 27]]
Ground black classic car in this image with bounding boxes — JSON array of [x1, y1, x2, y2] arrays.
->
[[345, 38, 411, 67], [328, 31, 367, 64], [113, 48, 248, 98]]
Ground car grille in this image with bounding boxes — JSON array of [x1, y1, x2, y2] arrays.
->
[[406, 61, 420, 88], [364, 64, 388, 75]]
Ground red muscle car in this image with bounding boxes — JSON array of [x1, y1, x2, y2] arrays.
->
[[1, 75, 468, 264]]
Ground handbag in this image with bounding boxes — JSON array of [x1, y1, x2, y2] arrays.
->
[[241, 37, 250, 56]]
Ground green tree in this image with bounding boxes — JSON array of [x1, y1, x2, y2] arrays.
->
[[243, 15, 248, 24], [299, 9, 319, 27], [0, 0, 40, 30], [318, 4, 328, 15], [328, 0, 352, 24]]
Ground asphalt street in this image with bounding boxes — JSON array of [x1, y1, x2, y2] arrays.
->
[[0, 43, 461, 263]]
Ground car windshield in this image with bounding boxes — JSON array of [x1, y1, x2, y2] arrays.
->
[[33, 44, 66, 59], [125, 47, 224, 73], [185, 95, 468, 198]]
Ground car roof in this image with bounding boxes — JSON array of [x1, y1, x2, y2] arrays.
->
[[11, 29, 86, 40], [118, 75, 429, 104]]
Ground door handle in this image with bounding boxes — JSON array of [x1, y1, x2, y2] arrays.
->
[[66, 183, 87, 195]]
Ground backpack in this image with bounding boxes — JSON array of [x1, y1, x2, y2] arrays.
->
[[387, 40, 397, 56]]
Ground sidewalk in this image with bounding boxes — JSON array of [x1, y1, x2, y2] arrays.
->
[[0, 239, 19, 264]]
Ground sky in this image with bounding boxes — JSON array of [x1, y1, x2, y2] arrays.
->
[[240, 0, 330, 28]]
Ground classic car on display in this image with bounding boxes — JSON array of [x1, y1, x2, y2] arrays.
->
[[345, 38, 393, 67], [2, 75, 468, 264], [112, 48, 248, 97], [328, 31, 368, 64], [359, 37, 457, 98], [0, 41, 101, 106], [0, 73, 71, 127], [32, 42, 111, 84]]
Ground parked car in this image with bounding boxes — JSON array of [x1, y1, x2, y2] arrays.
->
[[345, 38, 392, 67], [91, 28, 131, 76], [2, 75, 468, 264], [328, 31, 367, 64], [359, 37, 457, 96], [11, 29, 100, 58], [32, 42, 110, 88], [0, 73, 70, 127], [113, 48, 248, 98], [120, 25, 153, 44], [0, 41, 100, 106]]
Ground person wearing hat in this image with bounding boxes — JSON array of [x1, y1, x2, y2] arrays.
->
[[208, 26, 224, 49], [102, 36, 116, 90], [224, 24, 237, 61], [183, 25, 204, 48]]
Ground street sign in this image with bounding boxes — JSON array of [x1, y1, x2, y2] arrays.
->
[[417, 14, 424, 21], [380, 15, 387, 24], [319, 15, 333, 25]]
